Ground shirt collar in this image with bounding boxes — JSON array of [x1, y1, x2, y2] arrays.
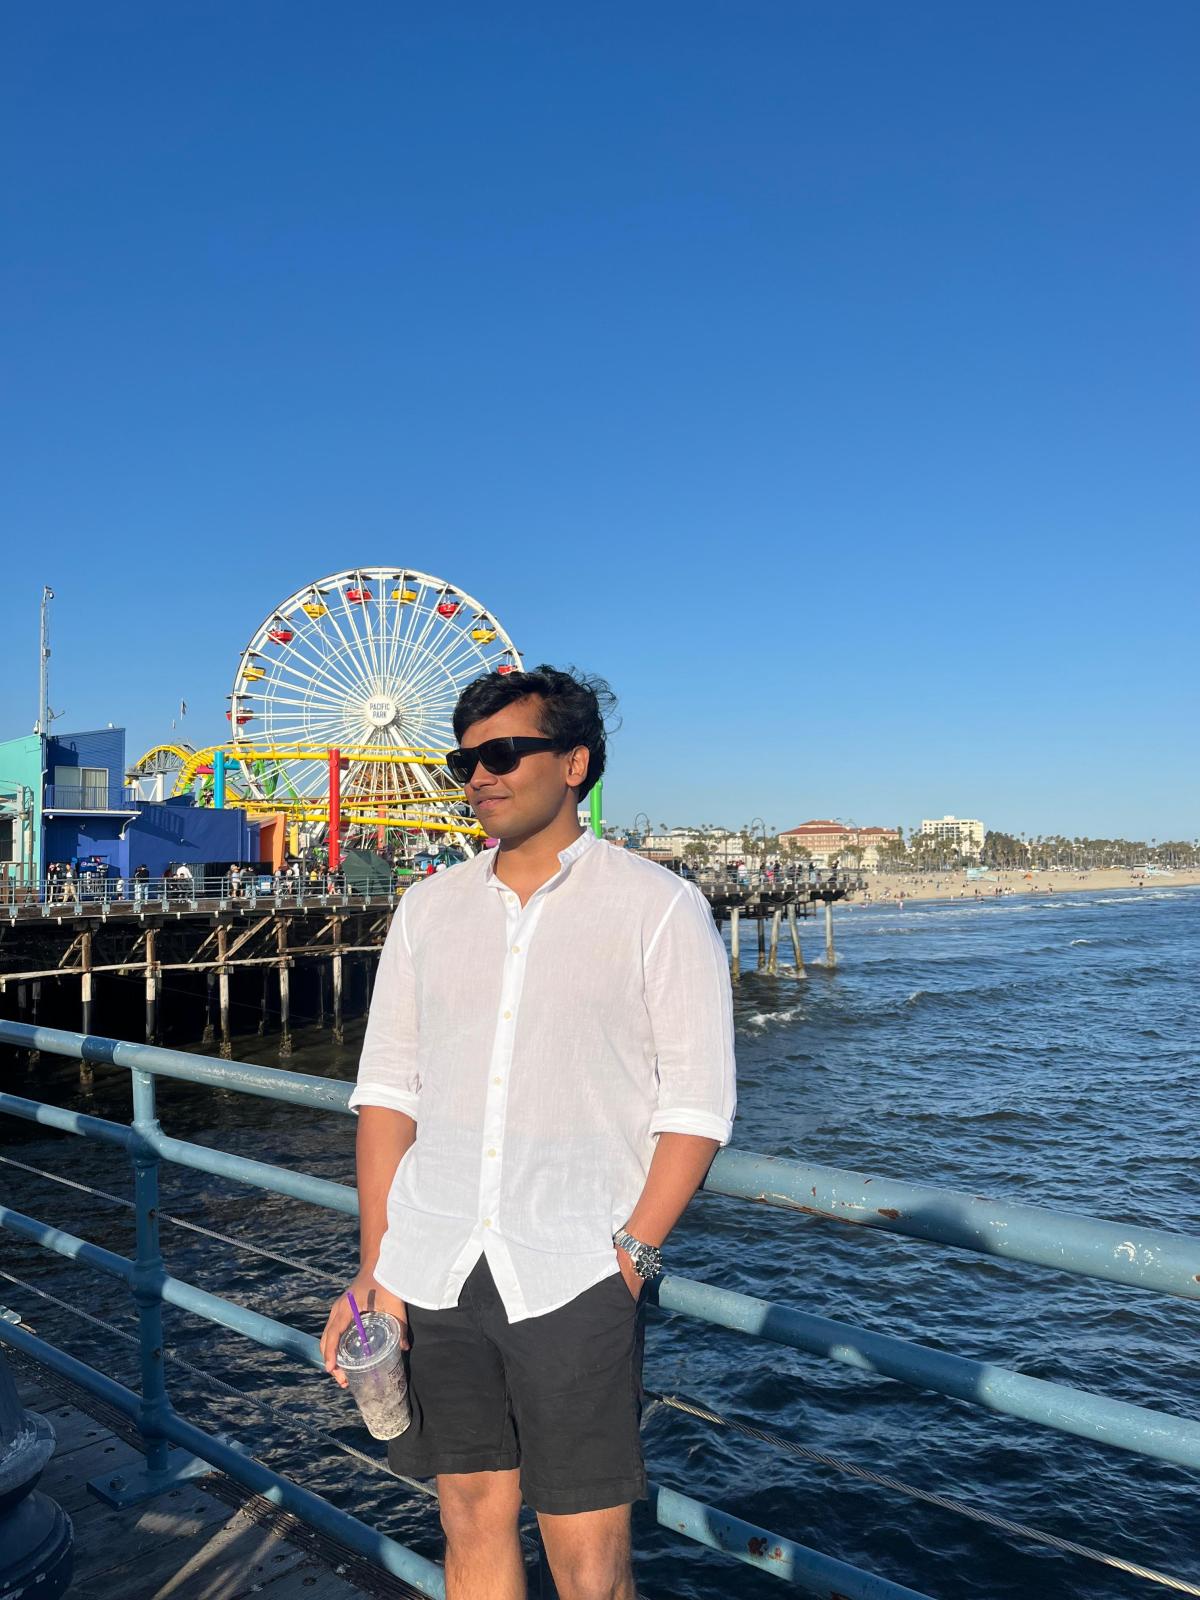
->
[[483, 828, 598, 889]]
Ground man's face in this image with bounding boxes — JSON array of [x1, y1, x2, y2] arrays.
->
[[459, 696, 589, 841]]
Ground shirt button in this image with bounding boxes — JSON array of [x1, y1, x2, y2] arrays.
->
[[487, 1148, 497, 1158], [503, 1009, 512, 1020], [493, 1075, 502, 1085], [483, 1217, 492, 1228], [511, 945, 520, 954]]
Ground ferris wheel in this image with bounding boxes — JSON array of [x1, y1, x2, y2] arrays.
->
[[228, 568, 521, 836]]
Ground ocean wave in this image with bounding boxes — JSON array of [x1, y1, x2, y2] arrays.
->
[[1095, 891, 1185, 904], [903, 982, 1023, 1011], [740, 1004, 806, 1031]]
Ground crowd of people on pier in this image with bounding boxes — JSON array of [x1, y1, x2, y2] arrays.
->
[[28, 850, 452, 907]]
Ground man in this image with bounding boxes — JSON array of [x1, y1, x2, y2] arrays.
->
[[321, 664, 735, 1600]]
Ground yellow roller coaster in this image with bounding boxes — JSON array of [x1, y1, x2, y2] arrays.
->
[[128, 743, 486, 839]]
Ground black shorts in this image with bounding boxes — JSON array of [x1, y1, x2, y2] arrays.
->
[[387, 1255, 647, 1515]]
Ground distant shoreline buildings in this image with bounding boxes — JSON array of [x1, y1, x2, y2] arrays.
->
[[633, 817, 992, 873], [919, 815, 985, 860], [778, 821, 901, 870]]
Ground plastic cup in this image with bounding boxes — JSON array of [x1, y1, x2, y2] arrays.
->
[[336, 1311, 411, 1440]]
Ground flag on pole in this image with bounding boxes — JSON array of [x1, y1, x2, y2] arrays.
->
[[180, 699, 187, 718]]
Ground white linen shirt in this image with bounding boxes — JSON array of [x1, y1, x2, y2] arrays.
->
[[348, 831, 736, 1322]]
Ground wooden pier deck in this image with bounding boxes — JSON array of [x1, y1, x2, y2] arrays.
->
[[9, 1348, 427, 1600]]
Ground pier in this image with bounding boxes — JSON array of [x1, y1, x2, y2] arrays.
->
[[0, 879, 396, 1057], [0, 870, 861, 1054], [693, 870, 858, 980]]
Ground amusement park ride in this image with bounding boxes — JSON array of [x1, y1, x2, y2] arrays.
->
[[130, 568, 522, 863]]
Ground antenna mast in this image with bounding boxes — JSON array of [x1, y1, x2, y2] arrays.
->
[[35, 585, 57, 735]]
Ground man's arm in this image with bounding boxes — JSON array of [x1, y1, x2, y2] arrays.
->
[[616, 1131, 719, 1295], [320, 1107, 417, 1384], [356, 1106, 417, 1273], [620, 882, 738, 1294], [321, 897, 421, 1385]]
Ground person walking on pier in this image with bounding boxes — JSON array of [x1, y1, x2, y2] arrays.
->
[[323, 665, 736, 1600]]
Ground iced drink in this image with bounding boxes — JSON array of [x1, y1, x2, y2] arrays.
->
[[336, 1311, 411, 1439]]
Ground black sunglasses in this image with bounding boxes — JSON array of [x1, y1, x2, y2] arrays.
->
[[446, 736, 561, 784]]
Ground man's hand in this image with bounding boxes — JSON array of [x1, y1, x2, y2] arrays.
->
[[615, 1245, 644, 1301], [320, 1270, 409, 1389]]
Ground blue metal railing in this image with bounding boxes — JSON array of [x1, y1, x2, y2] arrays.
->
[[1, 873, 400, 918], [2, 1021, 1200, 1598], [2, 867, 850, 917]]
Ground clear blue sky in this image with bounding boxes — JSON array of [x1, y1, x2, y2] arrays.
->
[[3, 3, 1197, 839]]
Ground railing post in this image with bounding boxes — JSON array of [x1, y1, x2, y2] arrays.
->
[[131, 1069, 170, 1478], [92, 1068, 209, 1505]]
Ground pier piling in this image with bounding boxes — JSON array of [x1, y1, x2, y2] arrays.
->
[[216, 926, 231, 1059], [787, 905, 806, 979], [144, 930, 159, 1044], [730, 907, 741, 983], [202, 971, 215, 1044], [276, 921, 292, 1059], [767, 908, 781, 975], [823, 899, 837, 968], [80, 931, 94, 1034], [29, 982, 40, 1064], [332, 916, 345, 1044]]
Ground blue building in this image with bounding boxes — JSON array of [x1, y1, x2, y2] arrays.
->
[[0, 725, 259, 888], [42, 726, 139, 877]]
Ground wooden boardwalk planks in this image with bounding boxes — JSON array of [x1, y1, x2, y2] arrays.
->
[[11, 1360, 429, 1600]]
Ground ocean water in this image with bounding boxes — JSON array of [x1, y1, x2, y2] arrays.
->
[[3, 886, 1198, 1599]]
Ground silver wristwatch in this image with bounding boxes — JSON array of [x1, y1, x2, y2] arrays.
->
[[613, 1227, 663, 1281]]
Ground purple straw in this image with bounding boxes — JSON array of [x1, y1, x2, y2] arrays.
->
[[346, 1290, 371, 1354]]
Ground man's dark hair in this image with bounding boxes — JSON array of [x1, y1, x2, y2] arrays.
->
[[452, 664, 616, 801]]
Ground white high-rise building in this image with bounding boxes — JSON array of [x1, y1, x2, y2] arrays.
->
[[920, 816, 985, 858]]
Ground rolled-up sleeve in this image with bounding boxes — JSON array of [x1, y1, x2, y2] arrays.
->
[[644, 884, 736, 1145], [348, 894, 420, 1118]]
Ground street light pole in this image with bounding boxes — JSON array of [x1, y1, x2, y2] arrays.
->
[[748, 816, 765, 874]]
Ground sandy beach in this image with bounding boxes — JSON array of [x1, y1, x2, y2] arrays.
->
[[850, 868, 1200, 907]]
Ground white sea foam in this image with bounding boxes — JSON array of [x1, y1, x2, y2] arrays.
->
[[740, 1005, 805, 1031]]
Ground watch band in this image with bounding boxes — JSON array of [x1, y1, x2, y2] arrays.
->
[[613, 1227, 664, 1281]]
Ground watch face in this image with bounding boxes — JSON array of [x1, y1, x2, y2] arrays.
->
[[634, 1245, 660, 1278]]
